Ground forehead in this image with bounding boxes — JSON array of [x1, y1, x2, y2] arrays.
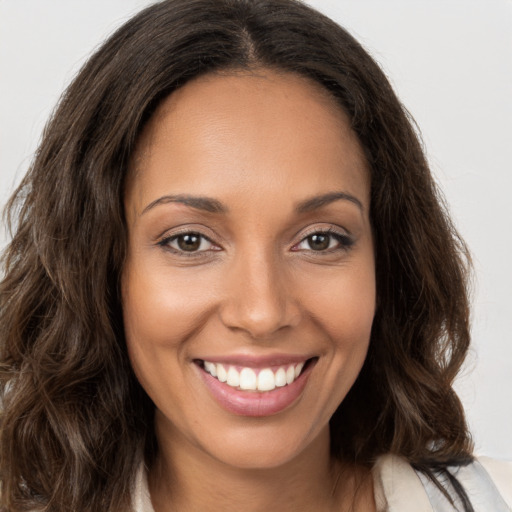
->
[[126, 69, 370, 214]]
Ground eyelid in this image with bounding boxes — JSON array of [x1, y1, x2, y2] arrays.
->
[[290, 225, 354, 252], [156, 227, 222, 255], [155, 223, 216, 241], [298, 224, 351, 239], [155, 224, 353, 256]]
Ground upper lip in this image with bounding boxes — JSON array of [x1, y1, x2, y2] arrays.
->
[[195, 353, 316, 368]]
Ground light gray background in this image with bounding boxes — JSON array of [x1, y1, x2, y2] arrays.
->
[[1, 1, 511, 459]]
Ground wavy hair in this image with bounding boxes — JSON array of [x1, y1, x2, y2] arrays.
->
[[0, 0, 473, 510]]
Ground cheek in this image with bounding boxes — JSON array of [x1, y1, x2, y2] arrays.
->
[[122, 262, 216, 349], [301, 258, 376, 340], [120, 264, 218, 407], [121, 263, 217, 410], [298, 254, 376, 387]]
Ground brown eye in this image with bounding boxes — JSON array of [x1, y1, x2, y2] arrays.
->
[[160, 232, 216, 254], [292, 229, 354, 253], [177, 233, 201, 251], [307, 233, 330, 251]]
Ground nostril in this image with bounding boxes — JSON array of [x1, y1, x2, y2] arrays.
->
[[218, 264, 302, 338], [219, 300, 302, 339]]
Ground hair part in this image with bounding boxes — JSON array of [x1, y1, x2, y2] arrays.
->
[[1, 1, 473, 510]]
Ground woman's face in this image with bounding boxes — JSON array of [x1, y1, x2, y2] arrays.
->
[[122, 70, 375, 470]]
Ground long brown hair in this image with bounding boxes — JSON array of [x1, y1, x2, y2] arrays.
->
[[0, 1, 473, 510]]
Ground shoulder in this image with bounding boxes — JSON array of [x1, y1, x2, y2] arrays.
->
[[475, 456, 512, 506], [372, 453, 512, 512], [372, 454, 432, 511]]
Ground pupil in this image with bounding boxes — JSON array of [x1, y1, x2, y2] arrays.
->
[[308, 234, 329, 251], [178, 234, 200, 251]]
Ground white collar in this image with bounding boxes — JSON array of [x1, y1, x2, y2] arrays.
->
[[132, 454, 512, 512], [133, 462, 155, 512], [131, 455, 421, 512]]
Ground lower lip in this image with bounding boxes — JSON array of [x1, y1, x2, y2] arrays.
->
[[197, 362, 314, 417]]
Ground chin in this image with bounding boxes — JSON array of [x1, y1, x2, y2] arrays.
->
[[184, 414, 332, 472]]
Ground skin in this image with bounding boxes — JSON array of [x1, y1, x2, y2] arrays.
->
[[122, 69, 376, 511]]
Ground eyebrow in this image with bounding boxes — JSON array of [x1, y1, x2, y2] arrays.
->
[[295, 191, 364, 213], [141, 190, 363, 216], [141, 194, 227, 215]]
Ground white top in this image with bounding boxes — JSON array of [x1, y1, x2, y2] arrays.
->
[[133, 454, 512, 511], [372, 454, 512, 511]]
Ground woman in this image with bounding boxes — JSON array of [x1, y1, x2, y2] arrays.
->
[[0, 1, 510, 511]]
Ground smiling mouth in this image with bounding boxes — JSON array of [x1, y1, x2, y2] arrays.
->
[[196, 358, 316, 392]]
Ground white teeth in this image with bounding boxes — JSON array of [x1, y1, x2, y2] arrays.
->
[[239, 368, 257, 390], [275, 368, 287, 387], [286, 365, 295, 384], [257, 369, 275, 391], [204, 361, 217, 377], [203, 360, 308, 391], [227, 366, 240, 387], [216, 364, 227, 382]]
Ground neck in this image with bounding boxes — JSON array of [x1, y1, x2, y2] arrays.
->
[[148, 417, 374, 512]]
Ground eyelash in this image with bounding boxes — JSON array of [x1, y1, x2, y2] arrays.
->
[[157, 231, 219, 257], [291, 228, 354, 253], [157, 227, 354, 256]]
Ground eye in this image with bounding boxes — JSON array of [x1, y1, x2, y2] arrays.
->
[[292, 230, 353, 252], [159, 232, 217, 253]]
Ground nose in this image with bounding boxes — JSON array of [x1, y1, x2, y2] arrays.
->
[[218, 249, 301, 339]]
